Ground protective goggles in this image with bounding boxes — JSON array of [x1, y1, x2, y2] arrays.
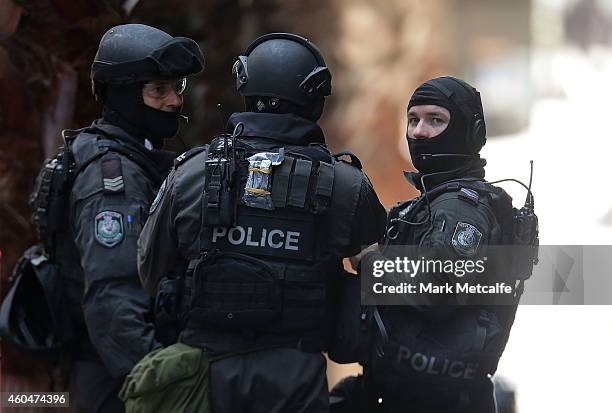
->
[[142, 77, 187, 99]]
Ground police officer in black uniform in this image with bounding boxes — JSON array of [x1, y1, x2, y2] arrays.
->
[[347, 76, 529, 413], [53, 24, 203, 412], [137, 33, 386, 413]]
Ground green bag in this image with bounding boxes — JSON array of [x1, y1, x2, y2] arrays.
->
[[119, 343, 212, 413]]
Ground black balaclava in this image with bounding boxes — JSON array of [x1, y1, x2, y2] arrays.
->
[[407, 76, 485, 174], [102, 82, 181, 147], [245, 96, 325, 122]]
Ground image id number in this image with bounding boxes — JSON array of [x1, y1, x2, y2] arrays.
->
[[2, 392, 69, 407]]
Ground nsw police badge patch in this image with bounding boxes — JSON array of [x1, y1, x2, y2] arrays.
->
[[451, 221, 482, 256], [94, 211, 124, 248]]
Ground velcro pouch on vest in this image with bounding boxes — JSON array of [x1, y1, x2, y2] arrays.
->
[[271, 156, 334, 213], [312, 161, 334, 213], [280, 264, 327, 333], [30, 153, 72, 254], [288, 158, 312, 208], [327, 271, 372, 364], [271, 157, 295, 208], [119, 343, 213, 413], [187, 250, 282, 331], [202, 156, 234, 227]]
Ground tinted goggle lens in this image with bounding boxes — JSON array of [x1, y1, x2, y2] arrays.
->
[[144, 78, 187, 99]]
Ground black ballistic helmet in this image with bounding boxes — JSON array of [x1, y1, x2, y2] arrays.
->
[[91, 24, 205, 87], [90, 24, 204, 143], [233, 33, 332, 107]]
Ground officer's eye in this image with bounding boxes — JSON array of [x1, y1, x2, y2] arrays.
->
[[144, 82, 175, 99], [408, 117, 419, 126]]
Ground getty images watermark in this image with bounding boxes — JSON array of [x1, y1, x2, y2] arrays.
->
[[370, 256, 513, 294], [361, 245, 612, 305]]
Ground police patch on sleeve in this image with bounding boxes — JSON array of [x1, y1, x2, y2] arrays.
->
[[149, 178, 166, 214], [94, 211, 124, 248], [451, 221, 482, 256]]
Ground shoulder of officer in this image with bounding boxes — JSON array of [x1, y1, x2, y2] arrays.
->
[[426, 179, 504, 210], [174, 145, 209, 169], [419, 180, 507, 256], [70, 130, 153, 199], [332, 150, 363, 170], [70, 129, 105, 166]]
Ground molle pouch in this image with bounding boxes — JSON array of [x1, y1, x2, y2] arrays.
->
[[189, 251, 282, 330], [511, 206, 540, 280], [243, 149, 285, 210], [203, 150, 239, 228], [154, 277, 181, 346], [280, 265, 327, 333], [327, 271, 372, 364], [29, 154, 71, 256]]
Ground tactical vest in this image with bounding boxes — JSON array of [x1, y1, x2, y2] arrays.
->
[[2, 127, 162, 359], [368, 178, 538, 401], [31, 128, 165, 260], [175, 134, 362, 348]]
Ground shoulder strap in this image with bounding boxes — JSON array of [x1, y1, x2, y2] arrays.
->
[[387, 178, 496, 243], [80, 127, 170, 185], [174, 146, 208, 168], [102, 143, 165, 185], [333, 150, 362, 170], [199, 145, 212, 249]]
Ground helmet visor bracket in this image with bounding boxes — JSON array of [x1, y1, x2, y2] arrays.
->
[[299, 66, 331, 98], [233, 56, 249, 90]]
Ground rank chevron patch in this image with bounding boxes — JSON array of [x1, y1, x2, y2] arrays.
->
[[103, 176, 124, 192]]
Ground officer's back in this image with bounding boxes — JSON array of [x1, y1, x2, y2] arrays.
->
[[138, 33, 386, 413]]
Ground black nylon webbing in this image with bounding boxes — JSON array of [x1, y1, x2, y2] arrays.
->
[[198, 146, 211, 249], [271, 157, 295, 208], [287, 159, 312, 208], [313, 161, 334, 210]]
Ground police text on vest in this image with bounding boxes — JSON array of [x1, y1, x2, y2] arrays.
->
[[212, 226, 300, 251]]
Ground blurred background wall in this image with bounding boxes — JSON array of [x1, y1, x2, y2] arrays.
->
[[1, 0, 612, 411]]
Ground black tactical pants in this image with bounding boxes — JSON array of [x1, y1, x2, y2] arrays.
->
[[329, 375, 497, 413], [210, 348, 328, 413], [71, 336, 124, 413], [72, 359, 124, 413]]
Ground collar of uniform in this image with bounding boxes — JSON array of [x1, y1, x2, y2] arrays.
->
[[92, 118, 146, 146], [404, 156, 487, 192], [89, 118, 176, 176], [226, 112, 325, 145]]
